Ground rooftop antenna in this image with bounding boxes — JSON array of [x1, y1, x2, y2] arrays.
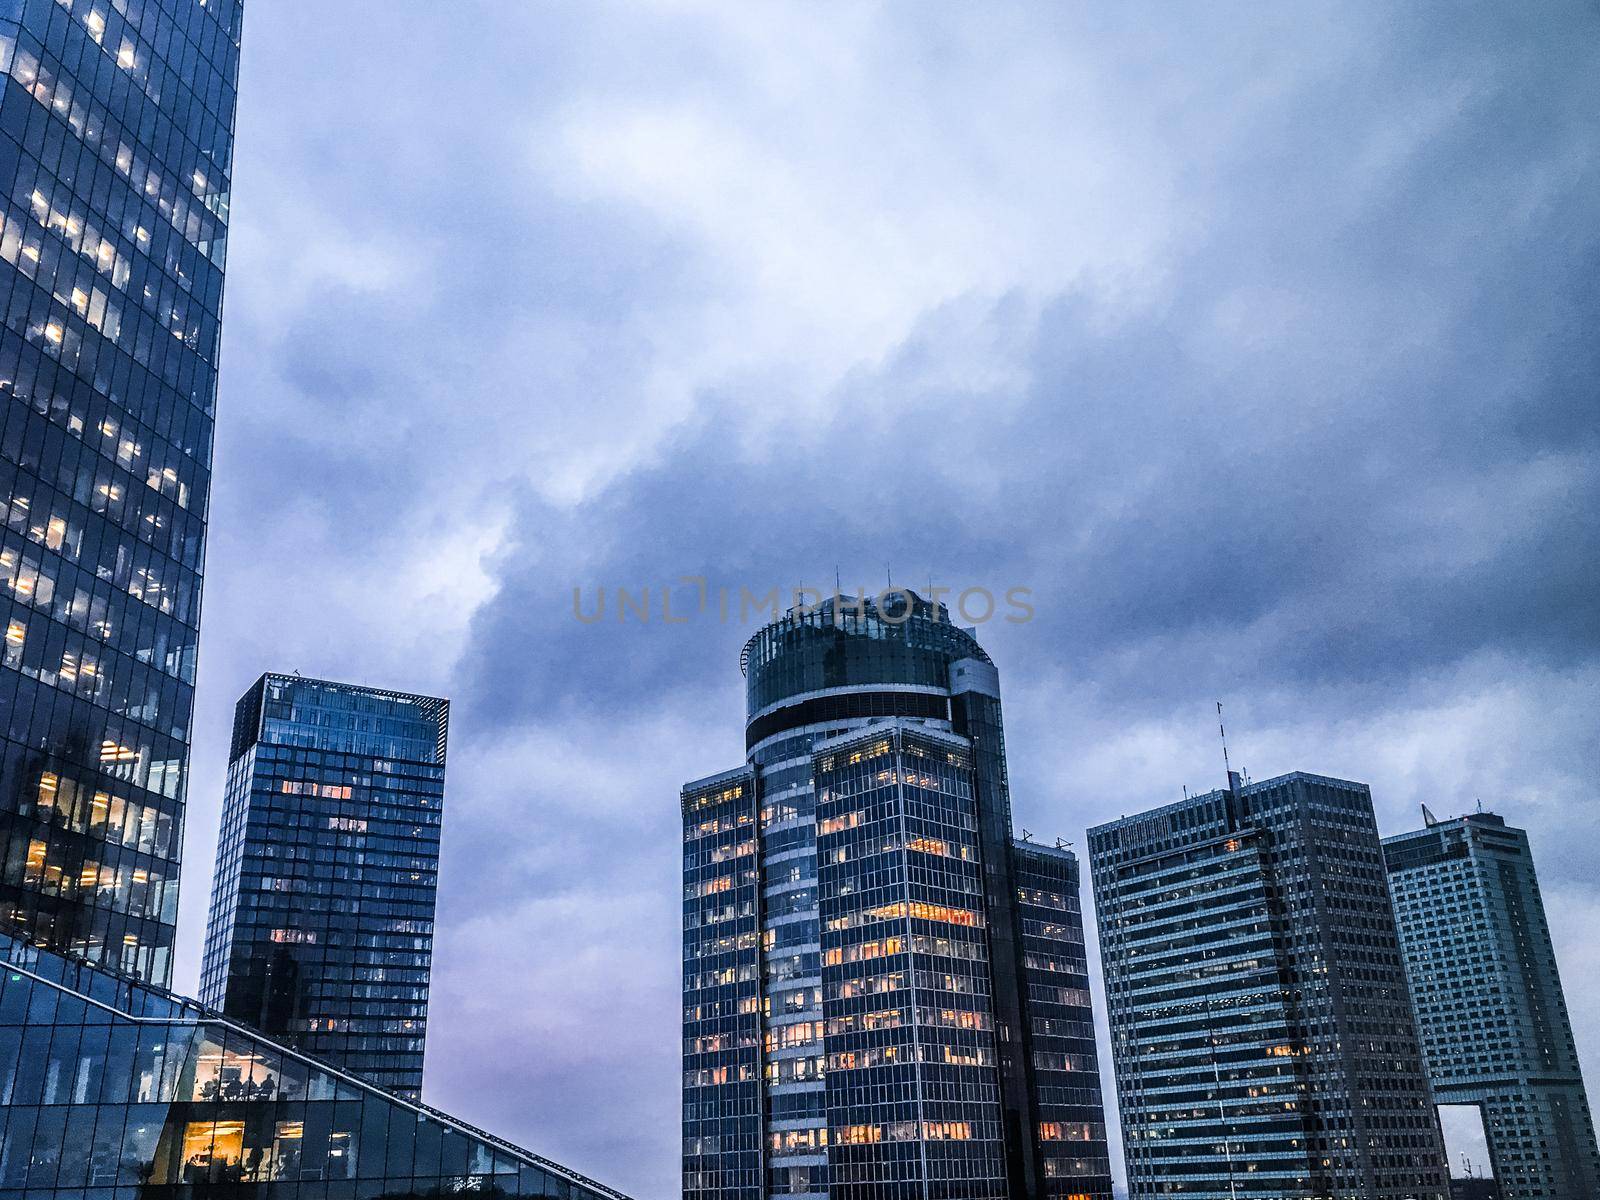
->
[[1021, 828, 1033, 843], [835, 565, 842, 594], [1183, 784, 1188, 799], [1217, 700, 1233, 783], [1476, 797, 1484, 814], [1422, 803, 1438, 828], [886, 563, 893, 589]]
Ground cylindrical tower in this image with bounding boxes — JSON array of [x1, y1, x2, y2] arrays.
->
[[741, 591, 990, 762], [740, 593, 1017, 1199], [682, 591, 1112, 1200]]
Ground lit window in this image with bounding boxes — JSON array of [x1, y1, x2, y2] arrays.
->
[[99, 741, 138, 764]]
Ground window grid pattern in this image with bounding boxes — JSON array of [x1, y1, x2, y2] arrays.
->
[[1089, 773, 1451, 1199], [1385, 813, 1600, 1199], [1011, 841, 1112, 1197], [686, 593, 1113, 1200], [0, 0, 240, 985], [0, 0, 241, 987], [682, 769, 764, 1200], [199, 675, 446, 1103], [814, 723, 1007, 1200]]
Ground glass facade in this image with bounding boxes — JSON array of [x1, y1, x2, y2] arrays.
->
[[1384, 811, 1600, 1199], [0, 0, 239, 987], [0, 930, 633, 1200], [200, 674, 447, 1102], [742, 593, 988, 718], [814, 723, 1007, 1199], [682, 768, 762, 1200], [682, 592, 1111, 1200], [1011, 842, 1109, 1194], [1088, 772, 1450, 1199]]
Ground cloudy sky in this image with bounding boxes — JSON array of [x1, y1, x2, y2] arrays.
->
[[168, 3, 1597, 1195]]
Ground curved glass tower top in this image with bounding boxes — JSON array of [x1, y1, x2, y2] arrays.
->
[[741, 592, 991, 711], [739, 592, 991, 754]]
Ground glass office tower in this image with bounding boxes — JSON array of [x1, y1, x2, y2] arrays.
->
[[1384, 810, 1600, 1199], [1011, 840, 1107, 1187], [1088, 771, 1450, 1200], [201, 673, 447, 1102], [0, 930, 633, 1200], [681, 592, 1111, 1200], [0, 0, 237, 986]]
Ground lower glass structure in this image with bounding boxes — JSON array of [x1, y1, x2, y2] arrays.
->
[[0, 931, 632, 1200]]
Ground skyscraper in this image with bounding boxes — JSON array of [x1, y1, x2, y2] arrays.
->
[[201, 672, 447, 1101], [0, 0, 239, 985], [1088, 771, 1449, 1200], [681, 591, 1111, 1200], [1384, 810, 1600, 1199]]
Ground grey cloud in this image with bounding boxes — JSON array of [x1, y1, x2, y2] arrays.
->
[[171, 3, 1600, 1197]]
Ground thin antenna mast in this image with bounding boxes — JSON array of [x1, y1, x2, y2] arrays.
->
[[1217, 701, 1233, 783]]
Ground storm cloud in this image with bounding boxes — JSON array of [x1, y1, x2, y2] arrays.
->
[[172, 4, 1599, 1196]]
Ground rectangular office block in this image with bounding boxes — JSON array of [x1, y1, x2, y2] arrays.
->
[[1385, 811, 1600, 1199], [201, 673, 447, 1101], [1089, 772, 1449, 1199]]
